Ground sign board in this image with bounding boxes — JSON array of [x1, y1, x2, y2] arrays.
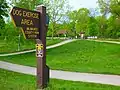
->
[[10, 6, 49, 89], [10, 7, 40, 39]]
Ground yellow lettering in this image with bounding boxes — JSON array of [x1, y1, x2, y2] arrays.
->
[[28, 35, 37, 38], [22, 10, 39, 19], [23, 11, 26, 17], [12, 9, 39, 19], [25, 30, 39, 35], [21, 19, 33, 26], [30, 20, 33, 25], [34, 32, 39, 34], [12, 9, 22, 16], [25, 31, 32, 34], [21, 19, 24, 25], [26, 27, 39, 31], [26, 27, 30, 30], [34, 13, 39, 19]]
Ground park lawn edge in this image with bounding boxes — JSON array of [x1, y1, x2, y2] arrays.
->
[[0, 39, 63, 54], [0, 68, 120, 90], [0, 40, 120, 75]]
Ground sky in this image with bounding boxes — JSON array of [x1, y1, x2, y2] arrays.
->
[[69, 0, 98, 10]]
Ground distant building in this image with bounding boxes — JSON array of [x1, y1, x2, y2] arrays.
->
[[80, 32, 85, 39], [57, 30, 68, 37]]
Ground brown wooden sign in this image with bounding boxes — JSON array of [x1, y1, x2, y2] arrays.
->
[[10, 6, 49, 89], [10, 7, 40, 39]]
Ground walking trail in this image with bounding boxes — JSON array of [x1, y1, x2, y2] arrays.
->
[[0, 39, 119, 57], [0, 39, 120, 86], [0, 61, 120, 86], [0, 39, 77, 56], [88, 39, 120, 44]]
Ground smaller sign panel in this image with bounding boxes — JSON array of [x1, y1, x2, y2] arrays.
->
[[10, 7, 40, 39], [22, 27, 40, 39], [36, 44, 43, 57]]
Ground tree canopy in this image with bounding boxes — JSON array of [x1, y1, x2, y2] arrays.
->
[[0, 0, 9, 36], [1, 0, 120, 39], [11, 0, 43, 10]]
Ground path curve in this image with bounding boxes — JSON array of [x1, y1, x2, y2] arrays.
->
[[87, 39, 120, 44], [0, 61, 120, 86], [0, 39, 77, 56], [1, 39, 119, 57]]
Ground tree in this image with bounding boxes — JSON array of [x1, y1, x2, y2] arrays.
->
[[87, 17, 98, 36], [105, 16, 116, 38], [96, 16, 107, 37], [97, 0, 120, 38], [43, 0, 71, 38], [68, 10, 78, 36], [68, 8, 90, 37], [75, 8, 90, 36], [98, 0, 120, 17], [0, 0, 9, 35], [3, 22, 19, 37], [89, 8, 100, 17], [11, 0, 43, 10], [97, 0, 110, 16], [110, 0, 120, 17], [106, 15, 120, 38]]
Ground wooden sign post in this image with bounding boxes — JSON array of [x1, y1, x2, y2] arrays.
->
[[36, 5, 49, 89], [10, 5, 49, 89]]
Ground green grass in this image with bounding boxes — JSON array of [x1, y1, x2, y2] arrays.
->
[[46, 39, 63, 46], [0, 69, 120, 90], [0, 38, 63, 54], [0, 40, 120, 75], [0, 39, 35, 54]]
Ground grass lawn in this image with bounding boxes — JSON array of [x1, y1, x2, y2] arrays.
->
[[0, 39, 63, 54], [0, 40, 120, 75], [0, 69, 120, 90], [46, 39, 63, 46]]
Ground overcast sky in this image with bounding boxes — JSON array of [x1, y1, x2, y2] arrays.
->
[[69, 0, 98, 10]]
